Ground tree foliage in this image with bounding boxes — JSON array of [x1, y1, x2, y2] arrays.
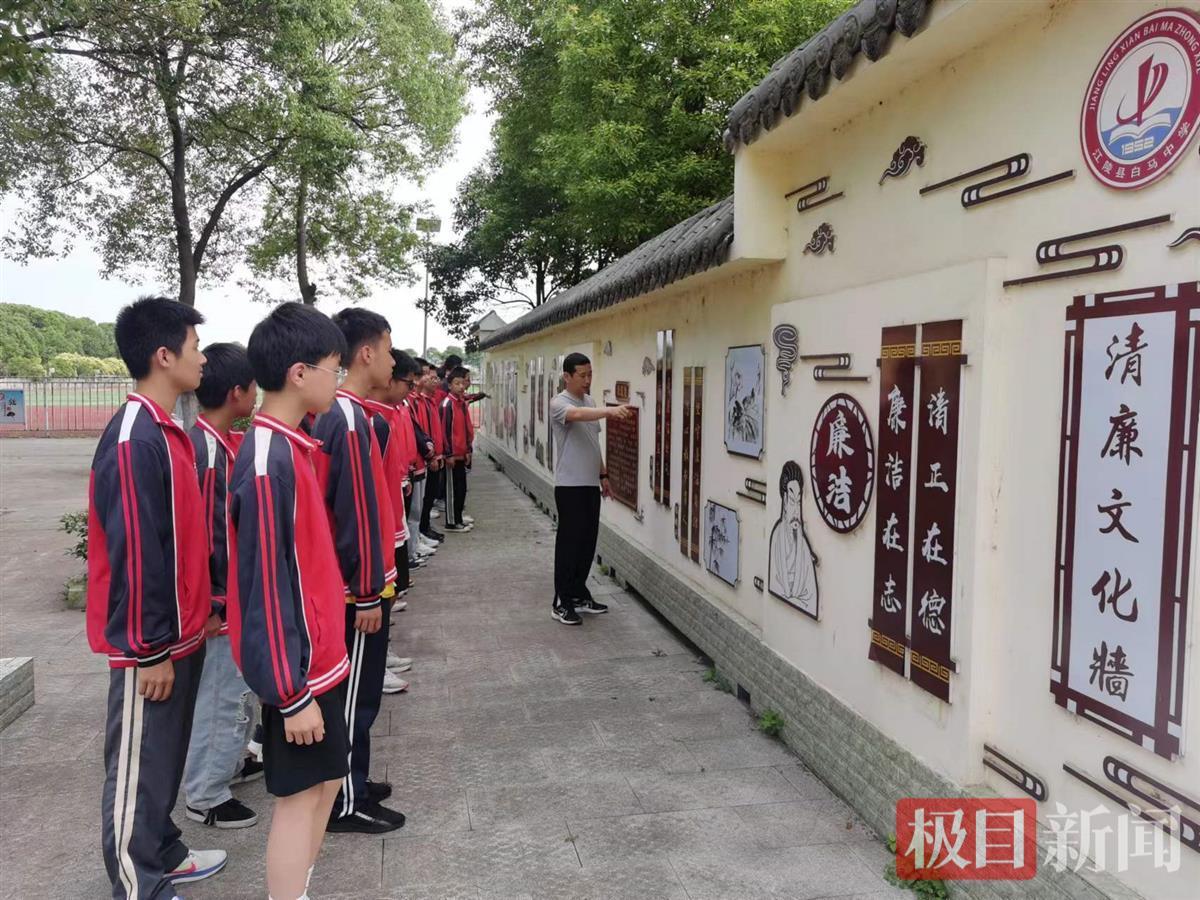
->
[[244, 0, 465, 305], [429, 0, 851, 337], [0, 302, 117, 374], [2, 0, 464, 308]]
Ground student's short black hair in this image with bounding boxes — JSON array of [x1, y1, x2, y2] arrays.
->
[[247, 302, 348, 392], [444, 354, 463, 369], [196, 343, 254, 410], [331, 307, 390, 366], [114, 296, 205, 380], [563, 352, 590, 374], [390, 349, 418, 381], [448, 366, 469, 382]]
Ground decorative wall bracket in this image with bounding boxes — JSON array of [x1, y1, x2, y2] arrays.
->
[[1168, 227, 1200, 249], [982, 744, 1048, 802], [753, 576, 764, 592], [879, 136, 927, 185], [737, 478, 767, 505], [784, 176, 844, 214], [920, 153, 1073, 209], [1003, 213, 1172, 288], [800, 353, 869, 382], [772, 324, 799, 396], [804, 223, 836, 255], [1064, 759, 1200, 855]]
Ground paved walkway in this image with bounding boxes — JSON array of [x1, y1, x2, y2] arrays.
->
[[0, 438, 904, 899]]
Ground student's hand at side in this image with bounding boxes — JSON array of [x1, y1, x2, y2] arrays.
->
[[203, 614, 222, 639], [284, 701, 325, 745], [466, 453, 473, 467], [600, 478, 613, 500], [138, 658, 175, 702], [446, 457, 458, 468], [355, 606, 383, 634]]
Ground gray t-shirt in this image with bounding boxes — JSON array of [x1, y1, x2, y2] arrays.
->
[[550, 390, 603, 487]]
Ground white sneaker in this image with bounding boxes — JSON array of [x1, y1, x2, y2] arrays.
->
[[382, 670, 409, 694], [419, 539, 439, 554], [168, 849, 228, 883], [386, 652, 413, 673], [392, 600, 408, 612], [431, 509, 441, 519], [462, 514, 475, 524]]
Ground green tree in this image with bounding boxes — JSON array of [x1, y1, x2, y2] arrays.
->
[[0, 303, 117, 367], [431, 0, 850, 338], [243, 0, 465, 305], [6, 356, 45, 377], [3, 0, 458, 308]]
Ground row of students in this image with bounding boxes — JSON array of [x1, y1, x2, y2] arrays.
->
[[87, 298, 476, 900]]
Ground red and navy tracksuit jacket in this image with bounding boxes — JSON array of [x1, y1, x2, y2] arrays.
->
[[312, 389, 396, 609], [227, 413, 350, 716], [405, 399, 431, 480], [87, 393, 210, 668], [441, 393, 473, 459], [411, 393, 444, 460], [363, 398, 410, 549], [189, 415, 239, 636]]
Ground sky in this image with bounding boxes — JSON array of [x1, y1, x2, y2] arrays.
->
[[0, 75, 496, 355]]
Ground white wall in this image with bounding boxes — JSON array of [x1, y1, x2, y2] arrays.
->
[[485, 2, 1200, 895]]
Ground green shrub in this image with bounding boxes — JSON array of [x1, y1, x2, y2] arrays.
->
[[6, 355, 45, 377], [60, 510, 88, 561], [757, 709, 784, 737]]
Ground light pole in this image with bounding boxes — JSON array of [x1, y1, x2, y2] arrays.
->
[[416, 216, 442, 356]]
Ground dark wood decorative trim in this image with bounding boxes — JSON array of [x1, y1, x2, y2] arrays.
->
[[691, 367, 704, 563], [773, 324, 799, 396], [1104, 756, 1200, 853], [1004, 214, 1172, 288], [1065, 764, 1200, 855], [681, 367, 693, 559], [920, 153, 1073, 209], [1168, 227, 1200, 248], [784, 176, 844, 214], [982, 744, 1048, 802], [801, 353, 869, 383], [804, 223, 836, 255], [737, 478, 767, 505], [664, 331, 674, 507], [879, 136, 927, 185]]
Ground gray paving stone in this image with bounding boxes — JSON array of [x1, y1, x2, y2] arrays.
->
[[0, 445, 899, 899]]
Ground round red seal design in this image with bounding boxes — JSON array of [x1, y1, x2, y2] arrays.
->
[[809, 393, 874, 534], [1080, 7, 1200, 190]]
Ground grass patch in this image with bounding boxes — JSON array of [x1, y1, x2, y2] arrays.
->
[[702, 667, 733, 694], [883, 835, 950, 898]]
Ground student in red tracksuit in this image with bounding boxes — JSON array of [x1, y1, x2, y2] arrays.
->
[[416, 360, 446, 543], [310, 308, 406, 835], [183, 343, 262, 831], [228, 302, 352, 900], [88, 296, 228, 898], [401, 356, 437, 564], [440, 366, 475, 532]]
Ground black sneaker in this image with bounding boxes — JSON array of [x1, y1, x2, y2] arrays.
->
[[230, 758, 264, 784], [326, 809, 400, 834], [443, 523, 470, 533], [552, 603, 582, 626], [577, 598, 609, 615], [364, 801, 406, 828], [366, 780, 393, 802], [421, 529, 444, 543], [186, 797, 258, 829]]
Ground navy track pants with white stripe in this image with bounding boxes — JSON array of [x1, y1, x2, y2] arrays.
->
[[334, 601, 389, 818], [101, 646, 204, 899]]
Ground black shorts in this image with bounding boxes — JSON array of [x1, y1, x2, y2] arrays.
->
[[262, 682, 350, 797]]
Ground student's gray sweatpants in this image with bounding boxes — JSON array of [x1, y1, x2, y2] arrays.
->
[[101, 647, 204, 899]]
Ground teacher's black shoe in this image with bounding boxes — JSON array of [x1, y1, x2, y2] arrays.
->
[[577, 598, 609, 615], [552, 602, 582, 626]]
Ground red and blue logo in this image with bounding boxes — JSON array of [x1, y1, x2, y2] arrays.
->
[[1081, 7, 1200, 190]]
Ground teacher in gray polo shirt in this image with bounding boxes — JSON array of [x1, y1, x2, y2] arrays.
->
[[549, 352, 632, 626]]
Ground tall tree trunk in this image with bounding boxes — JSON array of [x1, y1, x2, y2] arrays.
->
[[157, 45, 197, 307], [296, 175, 317, 304]]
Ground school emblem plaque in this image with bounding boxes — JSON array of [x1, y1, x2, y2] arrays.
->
[[1080, 7, 1200, 190]]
